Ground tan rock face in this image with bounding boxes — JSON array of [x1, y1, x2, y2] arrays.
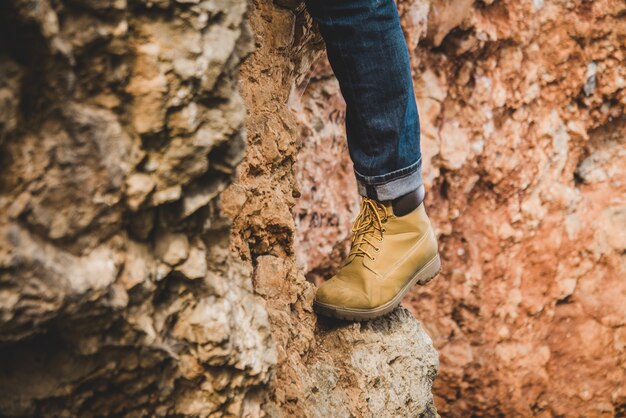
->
[[0, 0, 275, 416], [294, 0, 626, 416]]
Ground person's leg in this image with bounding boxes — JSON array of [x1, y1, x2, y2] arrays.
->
[[306, 0, 440, 321], [305, 0, 422, 201]]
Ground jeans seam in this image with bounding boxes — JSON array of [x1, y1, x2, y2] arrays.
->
[[354, 158, 421, 185]]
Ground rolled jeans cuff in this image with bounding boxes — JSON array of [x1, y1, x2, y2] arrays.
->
[[355, 159, 423, 201]]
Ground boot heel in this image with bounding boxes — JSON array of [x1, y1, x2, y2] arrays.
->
[[415, 253, 441, 286]]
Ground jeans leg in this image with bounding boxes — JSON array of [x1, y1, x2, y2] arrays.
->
[[305, 0, 422, 201]]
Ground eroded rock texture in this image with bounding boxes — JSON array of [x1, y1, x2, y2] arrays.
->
[[294, 0, 626, 417], [0, 0, 276, 416], [0, 0, 440, 416], [222, 0, 439, 415]]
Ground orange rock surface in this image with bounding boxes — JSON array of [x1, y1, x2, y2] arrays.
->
[[293, 0, 626, 416]]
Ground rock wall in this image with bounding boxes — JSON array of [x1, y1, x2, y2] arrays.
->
[[294, 0, 626, 417], [0, 0, 278, 416], [222, 0, 439, 416], [0, 0, 439, 417]]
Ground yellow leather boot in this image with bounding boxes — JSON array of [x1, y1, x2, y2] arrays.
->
[[314, 193, 440, 320]]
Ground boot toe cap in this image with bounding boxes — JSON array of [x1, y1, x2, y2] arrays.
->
[[315, 279, 372, 309]]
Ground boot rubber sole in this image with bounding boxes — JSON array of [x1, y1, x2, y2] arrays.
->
[[313, 253, 441, 321]]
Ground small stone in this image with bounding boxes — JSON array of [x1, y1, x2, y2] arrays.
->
[[440, 120, 470, 170], [152, 185, 182, 205], [498, 222, 515, 240], [155, 232, 189, 266], [556, 277, 577, 300], [119, 241, 157, 290], [176, 241, 207, 280], [7, 192, 30, 219], [173, 58, 198, 79], [584, 62, 597, 96], [169, 102, 201, 135], [156, 262, 172, 281], [181, 182, 223, 218], [126, 173, 156, 211]]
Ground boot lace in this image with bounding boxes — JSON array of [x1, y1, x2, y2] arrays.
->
[[349, 197, 388, 260]]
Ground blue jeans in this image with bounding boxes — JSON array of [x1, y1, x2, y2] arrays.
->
[[305, 0, 422, 201]]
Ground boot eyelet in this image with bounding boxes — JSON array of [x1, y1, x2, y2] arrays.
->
[[381, 228, 386, 233], [375, 247, 380, 252]]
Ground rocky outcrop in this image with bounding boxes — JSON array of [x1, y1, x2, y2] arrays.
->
[[294, 0, 626, 417], [0, 0, 268, 415], [0, 0, 439, 417], [309, 309, 439, 418], [222, 0, 439, 415]]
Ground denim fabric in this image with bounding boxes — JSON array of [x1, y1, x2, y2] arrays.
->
[[305, 0, 422, 201]]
